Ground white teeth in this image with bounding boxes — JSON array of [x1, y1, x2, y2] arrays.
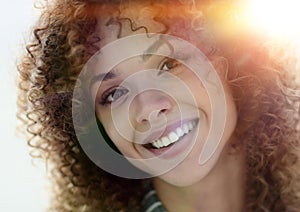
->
[[150, 120, 197, 149], [183, 124, 189, 134], [152, 141, 160, 149], [162, 137, 171, 146], [176, 128, 184, 137], [169, 132, 179, 143], [158, 140, 163, 148]]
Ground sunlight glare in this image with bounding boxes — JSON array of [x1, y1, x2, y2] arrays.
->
[[244, 0, 300, 38]]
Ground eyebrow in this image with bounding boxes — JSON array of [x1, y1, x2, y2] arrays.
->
[[90, 69, 120, 87], [142, 39, 171, 62]]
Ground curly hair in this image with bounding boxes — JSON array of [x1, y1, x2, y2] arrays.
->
[[17, 0, 300, 211]]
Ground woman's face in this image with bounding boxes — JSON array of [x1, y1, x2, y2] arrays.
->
[[90, 8, 237, 186]]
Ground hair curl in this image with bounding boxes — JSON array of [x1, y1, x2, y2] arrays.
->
[[17, 0, 300, 211]]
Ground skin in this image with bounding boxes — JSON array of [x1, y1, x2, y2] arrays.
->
[[90, 7, 246, 212]]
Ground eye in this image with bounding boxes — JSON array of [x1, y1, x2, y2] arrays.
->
[[100, 86, 129, 105], [159, 58, 180, 74]]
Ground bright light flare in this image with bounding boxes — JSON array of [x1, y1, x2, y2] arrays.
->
[[243, 0, 300, 38]]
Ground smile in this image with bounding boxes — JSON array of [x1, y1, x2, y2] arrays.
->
[[149, 120, 198, 149]]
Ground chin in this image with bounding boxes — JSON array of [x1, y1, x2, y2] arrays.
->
[[157, 172, 208, 188], [155, 156, 215, 187]]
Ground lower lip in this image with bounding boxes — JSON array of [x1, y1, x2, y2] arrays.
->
[[143, 122, 199, 159]]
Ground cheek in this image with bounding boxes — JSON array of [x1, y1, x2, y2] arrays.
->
[[95, 108, 117, 141], [96, 107, 134, 148], [185, 75, 212, 116], [187, 67, 237, 133]]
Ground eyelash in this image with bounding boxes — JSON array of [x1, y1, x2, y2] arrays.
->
[[99, 58, 180, 106], [99, 86, 129, 106]]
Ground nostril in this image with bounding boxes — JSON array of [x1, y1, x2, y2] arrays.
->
[[141, 118, 149, 123], [144, 109, 168, 123], [157, 108, 169, 118], [159, 108, 168, 114], [133, 92, 173, 124]]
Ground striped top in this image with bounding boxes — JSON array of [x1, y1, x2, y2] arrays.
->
[[141, 189, 167, 212]]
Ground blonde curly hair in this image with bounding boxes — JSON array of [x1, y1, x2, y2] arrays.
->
[[17, 0, 300, 211]]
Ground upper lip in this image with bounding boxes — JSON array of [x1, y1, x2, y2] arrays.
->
[[140, 118, 198, 145]]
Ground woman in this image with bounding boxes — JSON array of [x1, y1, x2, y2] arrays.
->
[[18, 0, 300, 211]]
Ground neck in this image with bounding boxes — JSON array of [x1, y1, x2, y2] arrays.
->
[[152, 145, 246, 212]]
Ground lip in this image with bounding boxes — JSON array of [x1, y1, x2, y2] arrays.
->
[[141, 118, 199, 145]]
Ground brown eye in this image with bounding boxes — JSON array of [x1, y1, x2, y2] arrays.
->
[[161, 59, 179, 72], [158, 58, 181, 76]]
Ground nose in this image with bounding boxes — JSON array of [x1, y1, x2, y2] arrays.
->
[[133, 90, 173, 124]]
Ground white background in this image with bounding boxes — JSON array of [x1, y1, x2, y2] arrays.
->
[[0, 0, 49, 211]]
